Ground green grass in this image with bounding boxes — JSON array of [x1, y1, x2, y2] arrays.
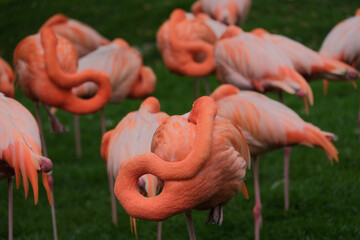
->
[[1, 0, 360, 239]]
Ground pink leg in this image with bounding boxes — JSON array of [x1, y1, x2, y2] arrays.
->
[[157, 221, 162, 240], [34, 103, 58, 240], [253, 156, 262, 240], [202, 77, 211, 96], [73, 115, 82, 158], [358, 109, 360, 144], [284, 146, 291, 211], [42, 105, 66, 133], [194, 78, 199, 100], [8, 177, 13, 240], [185, 211, 197, 240], [100, 108, 106, 135], [107, 168, 118, 225]]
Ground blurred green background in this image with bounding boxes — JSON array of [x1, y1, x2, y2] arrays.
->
[[0, 0, 360, 239]]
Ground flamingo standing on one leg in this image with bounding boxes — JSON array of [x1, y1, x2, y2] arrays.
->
[[13, 27, 112, 240], [210, 84, 339, 240], [0, 57, 15, 98], [157, 9, 217, 98], [115, 96, 250, 240], [101, 97, 168, 238], [214, 26, 314, 112], [191, 0, 252, 25], [39, 13, 110, 57], [0, 93, 53, 240], [319, 9, 360, 139]]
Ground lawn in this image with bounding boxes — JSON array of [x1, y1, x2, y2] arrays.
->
[[0, 0, 360, 239]]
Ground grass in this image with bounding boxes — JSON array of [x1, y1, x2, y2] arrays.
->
[[1, 0, 360, 239]]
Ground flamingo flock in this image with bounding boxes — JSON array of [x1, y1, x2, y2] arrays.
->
[[0, 1, 359, 240]]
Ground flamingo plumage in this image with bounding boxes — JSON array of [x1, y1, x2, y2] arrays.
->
[[210, 84, 339, 240], [39, 13, 110, 57], [0, 57, 15, 98], [191, 0, 252, 25], [101, 97, 168, 234], [115, 96, 250, 240], [0, 93, 53, 240]]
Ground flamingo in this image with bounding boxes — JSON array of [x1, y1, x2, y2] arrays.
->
[[157, 9, 216, 98], [101, 97, 168, 238], [70, 38, 156, 157], [319, 9, 360, 138], [0, 93, 53, 240], [191, 0, 252, 25], [214, 26, 314, 111], [251, 28, 359, 93], [13, 27, 112, 240], [210, 84, 339, 240], [39, 13, 110, 57], [114, 96, 251, 240], [0, 57, 15, 98]]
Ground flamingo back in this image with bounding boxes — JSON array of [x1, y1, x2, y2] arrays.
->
[[320, 12, 360, 68], [0, 94, 52, 204]]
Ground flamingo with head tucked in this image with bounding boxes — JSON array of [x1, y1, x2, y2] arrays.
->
[[115, 96, 250, 240], [13, 27, 112, 240], [39, 13, 110, 57], [101, 97, 168, 237], [191, 0, 252, 25], [0, 57, 15, 98], [210, 84, 339, 240], [0, 93, 53, 240], [157, 9, 217, 98]]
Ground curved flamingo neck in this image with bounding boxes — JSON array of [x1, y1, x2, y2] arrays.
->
[[220, 26, 243, 39], [129, 66, 156, 99], [115, 96, 217, 220], [140, 97, 161, 113], [39, 14, 68, 31]]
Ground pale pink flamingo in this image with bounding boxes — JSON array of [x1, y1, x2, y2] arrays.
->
[[39, 13, 110, 57], [214, 26, 314, 111], [0, 57, 15, 98], [114, 96, 251, 240], [157, 9, 217, 98], [191, 0, 252, 25], [101, 97, 168, 238], [13, 27, 112, 240], [0, 93, 53, 240], [210, 84, 339, 240]]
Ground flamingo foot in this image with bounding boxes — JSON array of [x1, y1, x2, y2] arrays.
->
[[206, 204, 223, 226]]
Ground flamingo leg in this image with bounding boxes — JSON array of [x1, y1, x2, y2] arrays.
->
[[253, 156, 262, 240], [73, 114, 82, 158], [42, 105, 66, 133], [206, 204, 223, 226], [34, 103, 58, 240], [157, 221, 162, 240], [202, 77, 211, 96], [194, 78, 199, 100], [107, 168, 118, 225], [100, 108, 106, 135], [8, 177, 13, 240], [284, 146, 291, 211], [185, 210, 197, 240]]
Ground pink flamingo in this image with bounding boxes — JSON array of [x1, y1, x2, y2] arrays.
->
[[211, 84, 339, 240], [114, 96, 250, 240], [101, 97, 168, 238], [0, 93, 53, 240], [0, 57, 15, 98]]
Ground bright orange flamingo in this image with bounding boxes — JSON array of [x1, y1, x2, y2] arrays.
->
[[39, 13, 110, 57], [0, 57, 15, 98], [101, 97, 168, 238], [13, 27, 112, 240], [251, 28, 359, 93], [214, 26, 314, 111], [114, 96, 251, 240], [157, 9, 217, 97], [319, 9, 360, 137], [70, 38, 156, 158], [210, 84, 339, 240], [191, 0, 252, 25], [0, 93, 53, 240]]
